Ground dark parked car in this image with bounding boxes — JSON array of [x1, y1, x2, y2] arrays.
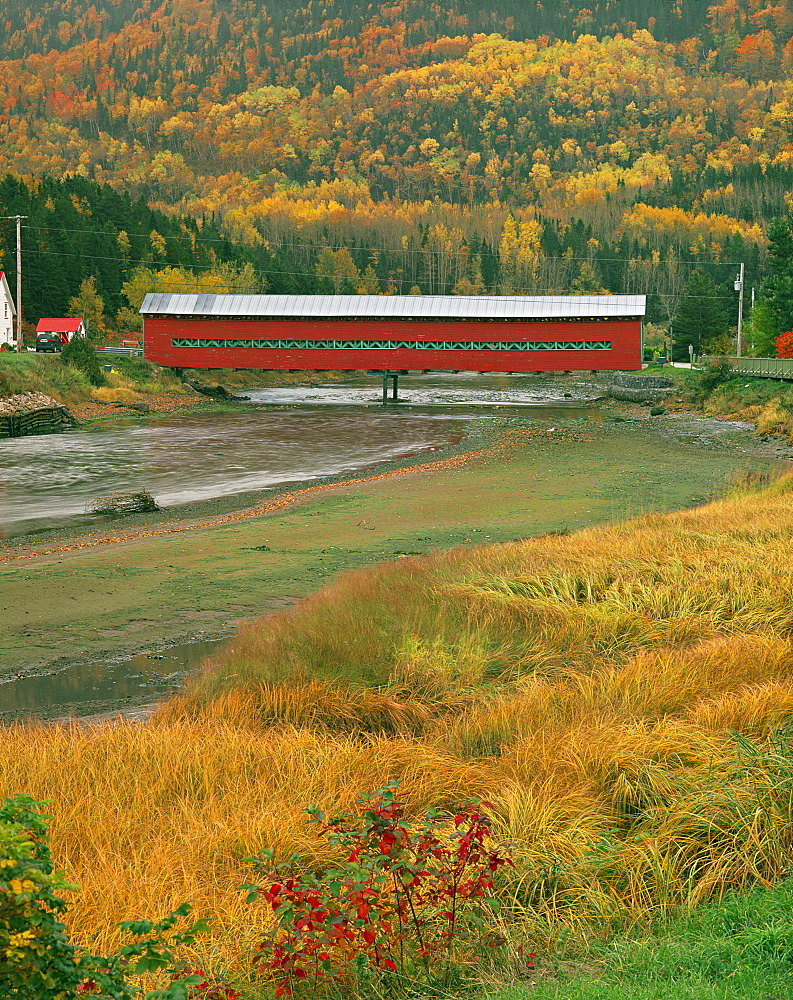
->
[[35, 333, 64, 352]]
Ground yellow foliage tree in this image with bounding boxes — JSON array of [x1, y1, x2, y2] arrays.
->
[[316, 246, 362, 292], [499, 214, 543, 294], [121, 263, 267, 312], [68, 276, 106, 339]]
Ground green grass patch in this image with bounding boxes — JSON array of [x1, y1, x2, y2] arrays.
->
[[487, 880, 793, 999], [105, 354, 184, 393], [676, 366, 793, 441], [0, 351, 189, 403], [636, 364, 689, 385], [707, 376, 793, 411], [0, 351, 93, 403]]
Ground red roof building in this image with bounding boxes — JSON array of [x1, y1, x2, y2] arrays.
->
[[36, 318, 86, 342]]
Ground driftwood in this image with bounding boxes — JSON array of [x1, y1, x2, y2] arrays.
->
[[85, 491, 161, 515], [0, 392, 77, 438], [182, 378, 235, 399], [182, 378, 249, 401]]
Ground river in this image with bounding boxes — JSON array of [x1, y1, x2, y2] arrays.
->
[[0, 372, 601, 538]]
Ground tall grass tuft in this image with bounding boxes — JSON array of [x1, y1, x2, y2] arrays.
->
[[4, 475, 793, 985]]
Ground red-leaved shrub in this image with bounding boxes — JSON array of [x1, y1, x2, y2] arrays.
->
[[243, 781, 514, 997]]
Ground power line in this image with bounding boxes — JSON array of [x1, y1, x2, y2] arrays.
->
[[19, 240, 751, 280], [18, 245, 300, 277], [11, 220, 755, 268], [23, 244, 746, 301], [17, 221, 236, 247]]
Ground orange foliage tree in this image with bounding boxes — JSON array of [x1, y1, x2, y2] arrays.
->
[[775, 330, 793, 358]]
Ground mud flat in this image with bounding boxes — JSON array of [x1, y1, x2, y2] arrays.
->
[[0, 407, 790, 721]]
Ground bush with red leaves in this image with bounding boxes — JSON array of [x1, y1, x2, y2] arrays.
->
[[243, 780, 514, 997], [170, 967, 241, 1000]]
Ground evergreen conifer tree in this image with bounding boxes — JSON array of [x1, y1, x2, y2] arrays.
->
[[761, 218, 793, 335], [672, 269, 729, 360], [743, 299, 777, 356]]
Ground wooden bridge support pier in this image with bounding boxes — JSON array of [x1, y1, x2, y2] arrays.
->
[[382, 370, 399, 404]]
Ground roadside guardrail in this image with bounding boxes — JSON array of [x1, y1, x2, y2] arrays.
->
[[95, 346, 144, 357], [698, 356, 793, 380]]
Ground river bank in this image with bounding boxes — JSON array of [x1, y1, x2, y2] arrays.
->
[[1, 397, 791, 721], [0, 350, 367, 421], [4, 365, 793, 999]]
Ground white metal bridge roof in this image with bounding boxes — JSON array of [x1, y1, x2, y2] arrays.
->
[[140, 293, 646, 320]]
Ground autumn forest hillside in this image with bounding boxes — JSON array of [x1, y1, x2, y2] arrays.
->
[[4, 0, 793, 347]]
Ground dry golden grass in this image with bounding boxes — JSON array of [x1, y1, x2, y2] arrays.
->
[[0, 720, 487, 974], [91, 386, 141, 403], [5, 474, 793, 982], [752, 399, 793, 442], [704, 390, 793, 443]]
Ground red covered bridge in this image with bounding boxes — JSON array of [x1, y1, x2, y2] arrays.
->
[[140, 293, 645, 394]]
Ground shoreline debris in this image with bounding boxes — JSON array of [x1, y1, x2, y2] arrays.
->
[[85, 491, 161, 515]]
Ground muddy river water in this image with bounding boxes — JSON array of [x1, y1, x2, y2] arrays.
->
[[0, 409, 466, 537], [0, 372, 600, 538]]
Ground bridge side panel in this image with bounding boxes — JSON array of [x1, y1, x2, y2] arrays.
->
[[143, 317, 642, 372]]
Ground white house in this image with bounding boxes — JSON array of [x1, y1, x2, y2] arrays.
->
[[0, 271, 16, 347]]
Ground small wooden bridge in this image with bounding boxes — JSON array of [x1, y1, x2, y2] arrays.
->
[[699, 356, 793, 380]]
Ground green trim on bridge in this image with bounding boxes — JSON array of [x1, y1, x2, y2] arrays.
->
[[171, 338, 614, 352]]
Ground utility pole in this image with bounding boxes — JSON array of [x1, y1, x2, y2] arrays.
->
[[1, 215, 28, 351], [751, 286, 756, 352], [734, 262, 745, 358]]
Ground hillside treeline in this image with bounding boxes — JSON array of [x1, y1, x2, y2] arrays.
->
[[0, 170, 760, 349], [0, 0, 754, 74], [0, 1, 791, 207], [4, 3, 793, 346], [1, 25, 790, 220]]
